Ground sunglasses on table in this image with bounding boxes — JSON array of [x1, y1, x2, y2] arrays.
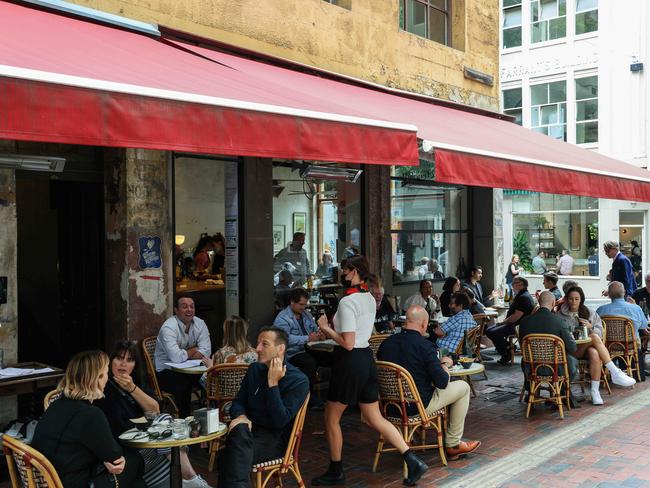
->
[[131, 429, 173, 441]]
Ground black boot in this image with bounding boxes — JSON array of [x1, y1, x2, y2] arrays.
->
[[403, 449, 428, 486], [311, 460, 345, 486]]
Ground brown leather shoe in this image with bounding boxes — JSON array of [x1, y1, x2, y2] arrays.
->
[[445, 440, 481, 461]]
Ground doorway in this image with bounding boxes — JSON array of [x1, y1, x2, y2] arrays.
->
[[17, 176, 105, 368], [619, 211, 644, 287]]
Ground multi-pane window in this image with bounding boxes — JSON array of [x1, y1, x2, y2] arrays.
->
[[531, 0, 566, 43], [502, 0, 522, 48], [399, 0, 450, 46], [531, 81, 567, 140], [503, 88, 523, 125], [575, 0, 597, 34], [575, 76, 598, 144]]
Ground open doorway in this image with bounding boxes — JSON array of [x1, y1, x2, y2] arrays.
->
[[619, 211, 644, 287], [17, 176, 105, 368]]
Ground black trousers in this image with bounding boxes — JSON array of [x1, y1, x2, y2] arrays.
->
[[217, 424, 285, 488], [485, 323, 517, 357], [288, 349, 332, 393], [157, 369, 200, 417], [92, 449, 146, 488]]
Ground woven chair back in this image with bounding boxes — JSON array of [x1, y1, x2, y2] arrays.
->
[[281, 393, 309, 468], [43, 390, 62, 411], [375, 361, 428, 422], [205, 363, 249, 421], [521, 333, 568, 381], [601, 315, 636, 344], [454, 326, 480, 355], [141, 336, 164, 400], [368, 335, 389, 360], [2, 434, 64, 488]]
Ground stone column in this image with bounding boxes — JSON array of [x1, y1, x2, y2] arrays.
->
[[365, 165, 392, 291], [0, 167, 17, 424], [104, 149, 173, 345]]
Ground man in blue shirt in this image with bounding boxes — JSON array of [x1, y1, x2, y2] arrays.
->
[[596, 281, 648, 337], [377, 305, 480, 461], [217, 326, 309, 488], [435, 292, 477, 353], [604, 241, 637, 297], [273, 288, 329, 408]]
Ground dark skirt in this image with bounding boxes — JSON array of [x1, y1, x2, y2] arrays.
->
[[328, 346, 378, 405]]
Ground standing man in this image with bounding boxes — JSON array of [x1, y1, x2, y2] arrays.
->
[[462, 265, 497, 307], [217, 327, 309, 488], [556, 250, 574, 276], [434, 292, 477, 353], [486, 277, 536, 365], [377, 306, 481, 460], [273, 232, 311, 285], [273, 288, 329, 409], [603, 241, 637, 297], [532, 251, 547, 275], [154, 295, 211, 417]]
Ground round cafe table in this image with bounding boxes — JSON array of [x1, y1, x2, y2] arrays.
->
[[449, 362, 485, 397], [120, 425, 227, 488], [575, 338, 592, 345]]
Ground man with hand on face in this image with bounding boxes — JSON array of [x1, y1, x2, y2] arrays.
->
[[154, 295, 211, 417], [217, 327, 309, 488]]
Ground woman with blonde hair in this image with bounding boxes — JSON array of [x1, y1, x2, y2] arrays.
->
[[31, 350, 146, 488]]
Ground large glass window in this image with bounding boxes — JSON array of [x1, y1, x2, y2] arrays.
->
[[399, 0, 450, 46], [575, 0, 597, 34], [531, 0, 566, 43], [503, 87, 523, 125], [506, 191, 599, 276], [272, 164, 361, 289], [503, 0, 522, 48], [391, 174, 468, 284], [531, 81, 567, 140], [575, 75, 598, 144]]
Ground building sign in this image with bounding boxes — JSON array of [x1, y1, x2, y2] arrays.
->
[[138, 236, 162, 269]]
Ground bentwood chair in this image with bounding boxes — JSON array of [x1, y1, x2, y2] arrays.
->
[[471, 314, 493, 364], [43, 390, 62, 411], [374, 361, 447, 475], [251, 394, 310, 488], [453, 326, 485, 388], [141, 336, 179, 417], [205, 363, 250, 472], [368, 335, 389, 360], [3, 434, 64, 488], [521, 334, 571, 419], [601, 315, 642, 382]]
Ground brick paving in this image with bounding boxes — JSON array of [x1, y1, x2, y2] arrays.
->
[[2, 351, 649, 487]]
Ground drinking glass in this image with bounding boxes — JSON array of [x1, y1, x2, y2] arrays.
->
[[172, 419, 188, 440]]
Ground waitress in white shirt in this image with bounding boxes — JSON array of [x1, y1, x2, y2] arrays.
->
[[311, 255, 428, 486]]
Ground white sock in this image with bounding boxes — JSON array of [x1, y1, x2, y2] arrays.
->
[[591, 380, 600, 391], [604, 361, 618, 373]]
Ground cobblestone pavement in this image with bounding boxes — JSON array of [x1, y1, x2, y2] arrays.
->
[[2, 351, 648, 487]]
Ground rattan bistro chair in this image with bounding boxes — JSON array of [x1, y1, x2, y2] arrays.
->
[[251, 393, 309, 488], [43, 390, 62, 411], [3, 434, 64, 488], [374, 361, 447, 475], [521, 334, 571, 419], [368, 335, 389, 360], [142, 336, 179, 417], [205, 363, 250, 472], [601, 315, 642, 382]]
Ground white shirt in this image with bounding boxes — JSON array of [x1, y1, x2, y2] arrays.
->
[[333, 292, 376, 348], [402, 293, 439, 319], [154, 316, 211, 371]]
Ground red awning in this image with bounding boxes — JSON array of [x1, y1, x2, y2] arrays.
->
[[0, 1, 418, 166], [175, 41, 650, 202]]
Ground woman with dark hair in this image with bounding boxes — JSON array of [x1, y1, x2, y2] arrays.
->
[[555, 286, 635, 405], [193, 235, 216, 273], [210, 233, 226, 275], [440, 276, 461, 317], [95, 342, 212, 488], [31, 351, 146, 488], [312, 256, 428, 486]]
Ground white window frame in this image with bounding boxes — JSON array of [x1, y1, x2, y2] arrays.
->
[[530, 80, 567, 141], [575, 74, 598, 146], [502, 0, 523, 50], [502, 87, 523, 125], [530, 0, 567, 44]]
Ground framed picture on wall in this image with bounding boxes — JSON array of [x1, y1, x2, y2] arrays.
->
[[273, 225, 286, 253], [293, 212, 306, 235]]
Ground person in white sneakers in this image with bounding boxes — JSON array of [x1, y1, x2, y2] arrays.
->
[[556, 285, 636, 405]]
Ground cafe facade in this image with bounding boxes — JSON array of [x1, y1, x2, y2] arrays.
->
[[2, 0, 650, 423]]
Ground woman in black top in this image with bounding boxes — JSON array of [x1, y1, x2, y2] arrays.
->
[[31, 350, 146, 488], [95, 341, 210, 488], [440, 276, 461, 316]]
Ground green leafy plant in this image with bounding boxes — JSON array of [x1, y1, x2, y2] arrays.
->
[[513, 231, 534, 272]]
